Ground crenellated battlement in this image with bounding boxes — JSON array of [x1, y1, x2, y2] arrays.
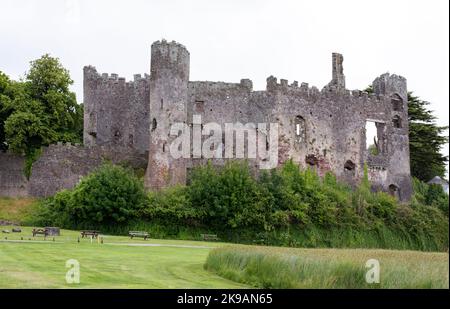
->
[[263, 74, 387, 106], [84, 66, 149, 88], [151, 39, 189, 53]]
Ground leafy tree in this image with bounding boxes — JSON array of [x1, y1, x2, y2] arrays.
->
[[0, 71, 17, 151], [408, 93, 448, 181], [3, 54, 83, 157]]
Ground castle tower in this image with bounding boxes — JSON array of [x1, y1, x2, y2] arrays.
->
[[327, 53, 345, 90], [144, 40, 190, 189], [372, 73, 412, 201], [83, 66, 98, 147]]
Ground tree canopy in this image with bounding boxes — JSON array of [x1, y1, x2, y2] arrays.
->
[[0, 54, 83, 156], [408, 92, 448, 181]]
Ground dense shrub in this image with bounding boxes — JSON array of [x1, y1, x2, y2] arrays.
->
[[144, 185, 198, 226], [188, 161, 269, 229], [70, 164, 147, 225], [31, 160, 448, 251], [32, 163, 147, 227]]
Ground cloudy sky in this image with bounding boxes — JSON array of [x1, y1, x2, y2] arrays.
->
[[1, 0, 448, 173]]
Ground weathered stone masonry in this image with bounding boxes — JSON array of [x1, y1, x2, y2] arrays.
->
[[0, 39, 412, 200]]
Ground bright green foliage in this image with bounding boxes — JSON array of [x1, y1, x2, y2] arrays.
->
[[32, 161, 449, 251], [1, 55, 83, 161], [0, 71, 20, 151], [33, 164, 147, 227], [145, 185, 199, 226], [188, 161, 268, 229], [411, 177, 449, 215]]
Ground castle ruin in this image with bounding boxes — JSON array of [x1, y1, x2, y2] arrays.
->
[[0, 40, 412, 201]]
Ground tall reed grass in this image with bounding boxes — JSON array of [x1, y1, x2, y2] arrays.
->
[[204, 246, 449, 288]]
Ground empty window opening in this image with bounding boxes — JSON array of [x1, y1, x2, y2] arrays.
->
[[163, 142, 167, 153], [160, 98, 164, 109], [392, 115, 402, 128], [194, 100, 204, 113], [128, 134, 134, 146], [295, 116, 306, 143], [388, 184, 401, 199], [344, 160, 356, 171], [365, 120, 386, 155], [151, 118, 157, 131], [391, 94, 403, 112], [305, 154, 319, 166]]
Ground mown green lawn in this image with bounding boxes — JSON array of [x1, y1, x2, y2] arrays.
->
[[0, 226, 247, 288], [0, 226, 448, 288]]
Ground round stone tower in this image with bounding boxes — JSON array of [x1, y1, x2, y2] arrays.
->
[[144, 40, 190, 189]]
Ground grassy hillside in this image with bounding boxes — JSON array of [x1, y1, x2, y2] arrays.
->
[[0, 197, 37, 223], [204, 246, 449, 288]]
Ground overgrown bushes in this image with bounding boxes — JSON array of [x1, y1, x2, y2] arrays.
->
[[30, 160, 449, 251], [31, 164, 147, 228]]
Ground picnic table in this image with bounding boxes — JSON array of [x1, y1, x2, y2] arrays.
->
[[201, 234, 219, 241], [129, 231, 149, 240], [80, 230, 100, 238], [32, 228, 49, 237]]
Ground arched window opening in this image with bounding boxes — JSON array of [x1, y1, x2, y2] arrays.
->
[[151, 118, 157, 131], [391, 94, 403, 112]]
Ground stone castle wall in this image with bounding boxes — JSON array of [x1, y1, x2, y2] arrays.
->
[[0, 152, 28, 197], [0, 39, 412, 200], [0, 144, 147, 198]]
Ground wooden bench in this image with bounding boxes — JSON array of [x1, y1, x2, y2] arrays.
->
[[201, 234, 219, 241], [32, 228, 49, 237], [129, 231, 149, 240], [80, 230, 100, 238]]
